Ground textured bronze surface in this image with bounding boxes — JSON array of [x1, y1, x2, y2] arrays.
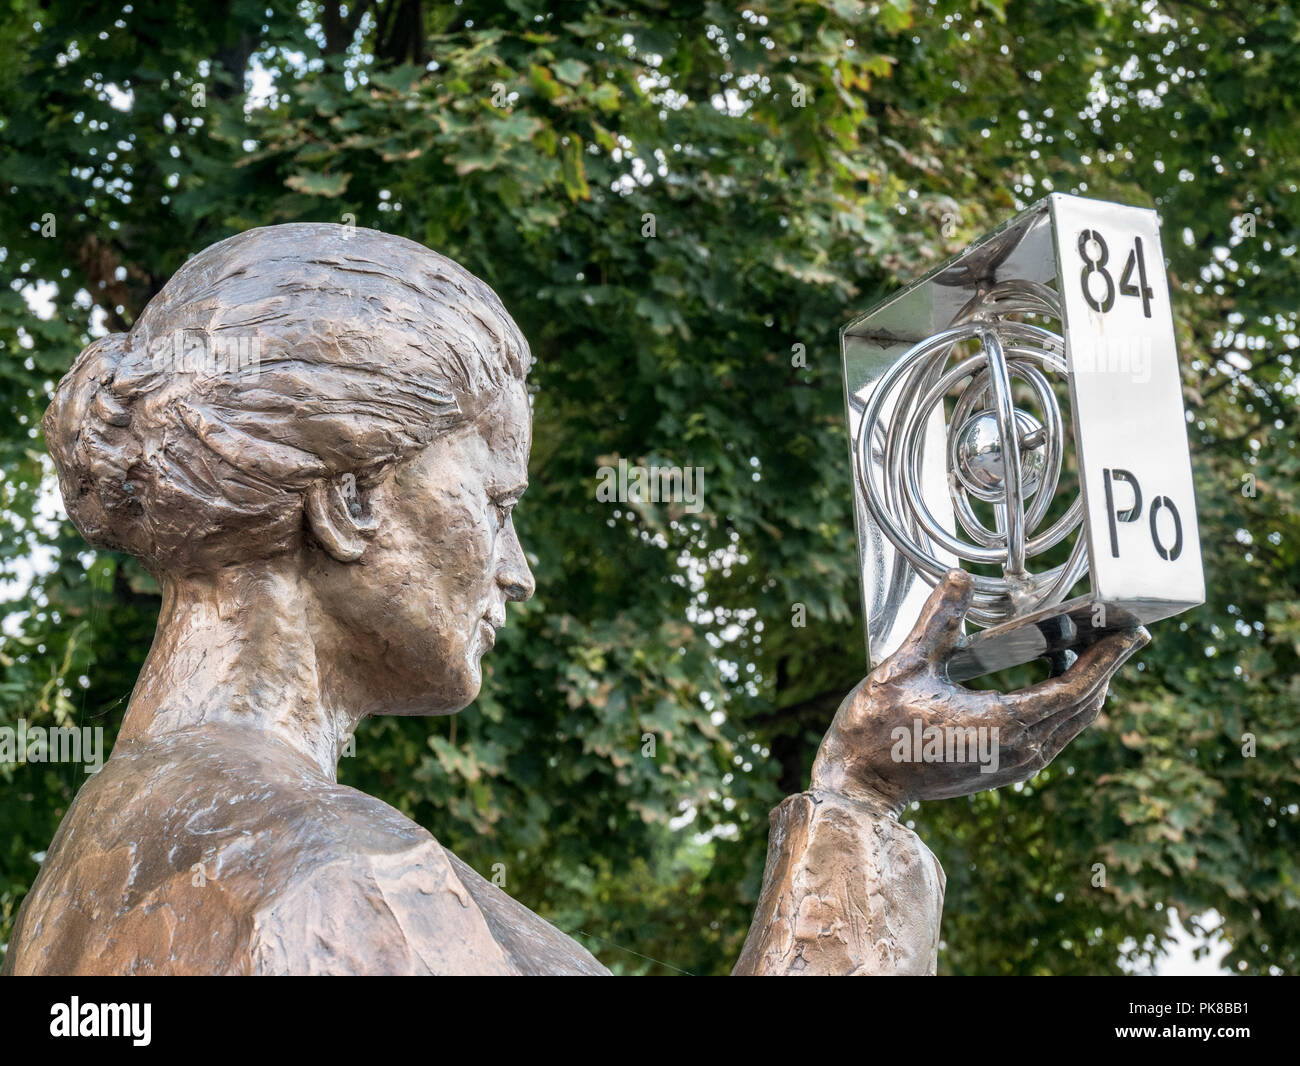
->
[[3, 225, 1146, 975]]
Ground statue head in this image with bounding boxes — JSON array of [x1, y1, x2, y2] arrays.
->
[[43, 223, 535, 718]]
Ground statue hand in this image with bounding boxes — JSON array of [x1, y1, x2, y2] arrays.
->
[[809, 569, 1148, 812]]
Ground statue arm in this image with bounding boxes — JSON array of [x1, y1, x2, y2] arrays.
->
[[732, 788, 944, 975], [733, 570, 1145, 977]]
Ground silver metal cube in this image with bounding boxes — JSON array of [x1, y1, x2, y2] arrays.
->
[[841, 193, 1205, 680]]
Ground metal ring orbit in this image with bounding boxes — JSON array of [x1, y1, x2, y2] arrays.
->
[[854, 281, 1087, 627]]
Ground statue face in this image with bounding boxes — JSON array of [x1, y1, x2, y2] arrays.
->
[[310, 380, 534, 716]]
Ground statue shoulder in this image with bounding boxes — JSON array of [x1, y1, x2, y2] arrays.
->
[[165, 743, 523, 975], [7, 730, 606, 975], [247, 801, 610, 975], [249, 834, 515, 976], [5, 732, 505, 975]]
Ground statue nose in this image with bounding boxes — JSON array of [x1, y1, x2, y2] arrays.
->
[[498, 556, 535, 603], [497, 521, 535, 602]]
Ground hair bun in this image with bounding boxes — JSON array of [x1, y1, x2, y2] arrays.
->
[[43, 332, 151, 558]]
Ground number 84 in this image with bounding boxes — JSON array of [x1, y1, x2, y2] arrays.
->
[[1078, 229, 1154, 318]]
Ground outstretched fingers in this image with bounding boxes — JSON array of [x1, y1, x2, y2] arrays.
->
[[999, 627, 1148, 721]]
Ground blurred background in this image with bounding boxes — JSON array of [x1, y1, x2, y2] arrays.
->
[[0, 0, 1295, 975]]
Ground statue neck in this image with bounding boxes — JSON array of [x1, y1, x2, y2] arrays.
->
[[119, 563, 362, 781]]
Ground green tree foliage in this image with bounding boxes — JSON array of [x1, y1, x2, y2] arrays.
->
[[1, 0, 1295, 974]]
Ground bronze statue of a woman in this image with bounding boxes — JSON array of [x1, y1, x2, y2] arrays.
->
[[3, 225, 1145, 975]]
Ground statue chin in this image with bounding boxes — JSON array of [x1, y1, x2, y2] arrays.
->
[[385, 672, 483, 718], [371, 623, 493, 717]]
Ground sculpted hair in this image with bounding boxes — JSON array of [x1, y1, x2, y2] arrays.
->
[[43, 223, 530, 572]]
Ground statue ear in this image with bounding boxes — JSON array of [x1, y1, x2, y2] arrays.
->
[[305, 476, 378, 562]]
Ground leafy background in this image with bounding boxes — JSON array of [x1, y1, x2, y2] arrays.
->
[[0, 0, 1295, 975]]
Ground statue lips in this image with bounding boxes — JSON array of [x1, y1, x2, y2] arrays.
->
[[478, 617, 498, 652]]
